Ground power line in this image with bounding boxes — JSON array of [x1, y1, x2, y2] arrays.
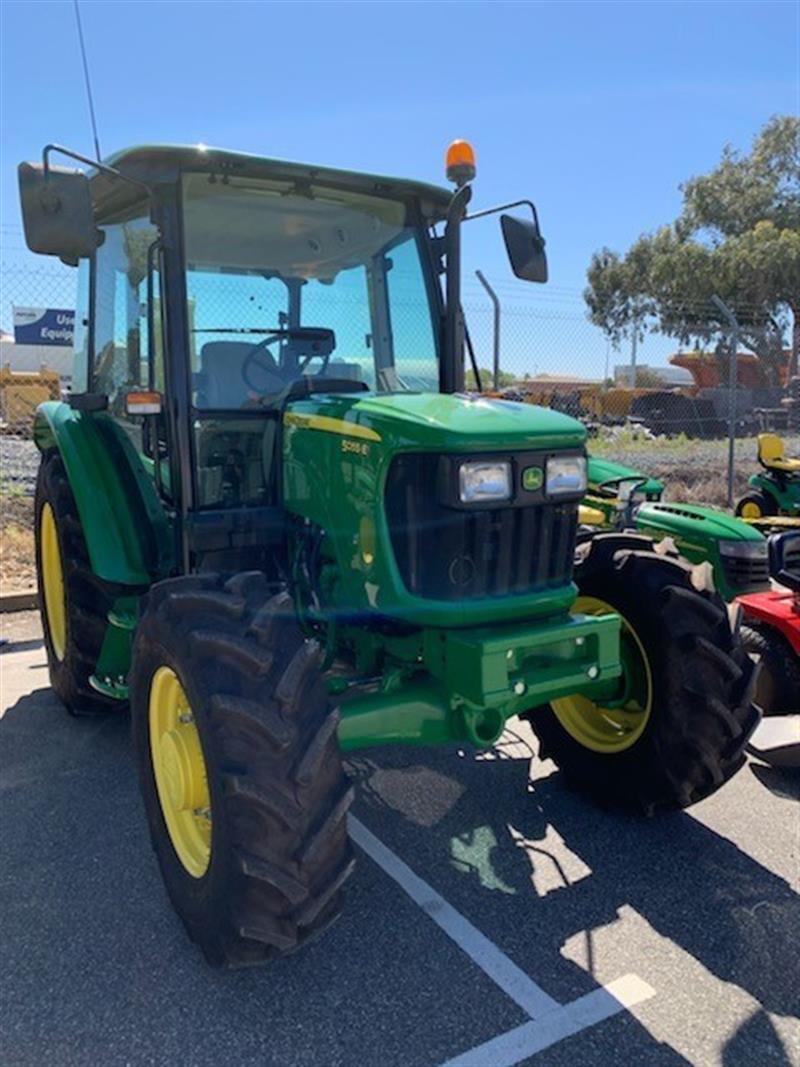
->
[[73, 0, 102, 161]]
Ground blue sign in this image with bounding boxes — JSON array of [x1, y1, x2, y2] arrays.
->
[[13, 306, 75, 346]]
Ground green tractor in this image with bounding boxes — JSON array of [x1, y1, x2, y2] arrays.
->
[[21, 140, 757, 968], [735, 433, 800, 522], [583, 456, 770, 602]]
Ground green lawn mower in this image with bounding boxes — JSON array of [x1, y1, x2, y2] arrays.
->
[[583, 456, 770, 602], [735, 433, 800, 522], [20, 139, 758, 968]]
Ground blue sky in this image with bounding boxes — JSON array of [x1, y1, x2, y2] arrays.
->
[[1, 0, 797, 376]]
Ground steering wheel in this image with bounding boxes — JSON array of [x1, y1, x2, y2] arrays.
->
[[242, 335, 286, 394]]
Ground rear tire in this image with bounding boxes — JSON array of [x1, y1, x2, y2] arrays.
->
[[741, 623, 800, 715], [526, 534, 760, 812], [130, 571, 355, 968], [34, 451, 117, 715]]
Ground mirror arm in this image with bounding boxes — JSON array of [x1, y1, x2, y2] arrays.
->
[[464, 198, 541, 230], [42, 143, 155, 211]]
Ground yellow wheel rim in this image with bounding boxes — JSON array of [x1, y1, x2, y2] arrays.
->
[[552, 596, 653, 754], [149, 666, 212, 877], [740, 501, 763, 520], [40, 502, 67, 661]]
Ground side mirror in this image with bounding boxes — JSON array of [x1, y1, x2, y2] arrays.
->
[[18, 161, 102, 259], [501, 214, 548, 283]]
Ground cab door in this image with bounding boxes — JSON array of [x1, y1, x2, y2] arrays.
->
[[91, 208, 171, 498]]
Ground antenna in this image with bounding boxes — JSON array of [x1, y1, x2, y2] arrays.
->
[[73, 0, 102, 161]]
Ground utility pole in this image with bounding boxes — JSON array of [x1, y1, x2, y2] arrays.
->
[[475, 270, 501, 390], [629, 325, 638, 388], [711, 295, 740, 509]]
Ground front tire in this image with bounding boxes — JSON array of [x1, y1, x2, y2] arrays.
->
[[526, 534, 760, 812], [130, 572, 355, 968]]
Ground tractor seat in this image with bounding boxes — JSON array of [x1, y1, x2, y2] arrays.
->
[[196, 341, 284, 409], [758, 433, 800, 474]]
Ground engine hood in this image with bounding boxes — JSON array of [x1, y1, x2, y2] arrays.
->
[[284, 391, 587, 452], [636, 501, 767, 544]]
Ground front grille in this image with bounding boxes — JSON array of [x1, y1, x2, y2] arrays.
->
[[385, 454, 577, 600], [720, 553, 771, 592]]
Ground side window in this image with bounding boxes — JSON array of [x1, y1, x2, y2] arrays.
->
[[71, 259, 91, 393], [93, 211, 159, 448], [385, 236, 438, 390]]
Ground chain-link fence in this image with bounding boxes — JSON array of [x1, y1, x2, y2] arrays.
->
[[459, 281, 799, 512], [1, 261, 798, 587]]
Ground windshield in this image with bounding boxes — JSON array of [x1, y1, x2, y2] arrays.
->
[[182, 174, 439, 409]]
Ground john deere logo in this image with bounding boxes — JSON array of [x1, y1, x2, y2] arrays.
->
[[522, 466, 543, 491]]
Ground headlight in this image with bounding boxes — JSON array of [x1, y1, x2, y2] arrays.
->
[[546, 455, 587, 497], [718, 540, 768, 559], [459, 460, 512, 503]]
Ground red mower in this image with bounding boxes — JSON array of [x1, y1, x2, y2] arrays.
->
[[739, 531, 800, 716], [739, 532, 800, 767]]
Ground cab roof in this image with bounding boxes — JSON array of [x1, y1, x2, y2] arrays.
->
[[94, 143, 452, 223]]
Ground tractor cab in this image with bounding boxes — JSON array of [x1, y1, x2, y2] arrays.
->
[[20, 143, 553, 565]]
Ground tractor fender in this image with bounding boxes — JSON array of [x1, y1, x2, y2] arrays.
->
[[33, 401, 174, 586]]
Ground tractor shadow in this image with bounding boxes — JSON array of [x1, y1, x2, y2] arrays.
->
[[749, 761, 800, 801], [722, 1010, 796, 1067], [347, 728, 800, 1029]]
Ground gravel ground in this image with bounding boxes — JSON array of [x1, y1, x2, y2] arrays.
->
[[0, 494, 35, 590], [0, 436, 39, 494], [590, 434, 800, 508]]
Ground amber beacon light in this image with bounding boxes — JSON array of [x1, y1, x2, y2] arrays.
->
[[445, 140, 476, 187]]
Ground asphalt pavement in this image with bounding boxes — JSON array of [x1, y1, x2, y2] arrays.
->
[[1, 615, 798, 1067]]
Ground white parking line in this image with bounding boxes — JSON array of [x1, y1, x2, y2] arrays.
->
[[440, 976, 656, 1067], [349, 816, 655, 1066], [349, 816, 560, 1018]]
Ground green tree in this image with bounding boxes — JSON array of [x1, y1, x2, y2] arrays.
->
[[586, 116, 800, 384], [620, 367, 667, 388], [466, 366, 517, 390]]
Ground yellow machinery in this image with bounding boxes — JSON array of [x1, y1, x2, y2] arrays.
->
[[0, 365, 61, 435]]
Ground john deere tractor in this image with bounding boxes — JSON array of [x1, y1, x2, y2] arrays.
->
[[20, 141, 757, 968], [582, 455, 771, 602]]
